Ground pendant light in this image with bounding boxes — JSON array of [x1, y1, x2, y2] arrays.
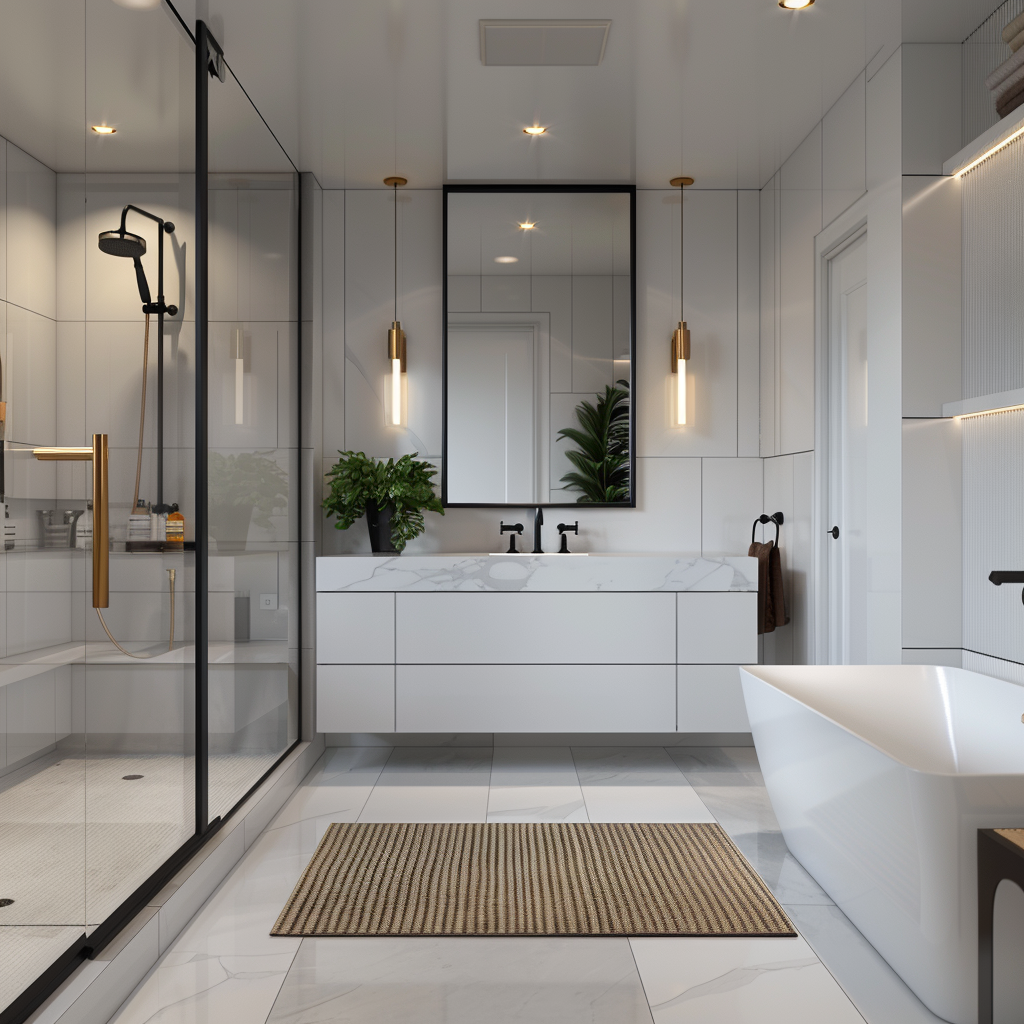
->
[[384, 176, 408, 426], [670, 176, 693, 426]]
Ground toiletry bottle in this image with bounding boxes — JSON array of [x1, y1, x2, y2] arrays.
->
[[166, 505, 185, 547], [77, 500, 93, 550], [128, 501, 151, 545], [4, 503, 13, 551]]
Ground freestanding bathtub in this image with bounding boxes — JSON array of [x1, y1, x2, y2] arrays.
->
[[740, 664, 1024, 1024]]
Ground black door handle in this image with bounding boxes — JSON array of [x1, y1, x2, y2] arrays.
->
[[829, 526, 840, 539]]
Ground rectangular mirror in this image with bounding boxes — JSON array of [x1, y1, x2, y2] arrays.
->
[[443, 186, 635, 507]]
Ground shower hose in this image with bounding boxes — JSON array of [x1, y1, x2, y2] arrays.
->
[[95, 313, 177, 659]]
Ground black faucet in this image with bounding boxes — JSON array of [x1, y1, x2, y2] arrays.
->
[[533, 507, 544, 553], [500, 521, 523, 554], [557, 521, 579, 553]]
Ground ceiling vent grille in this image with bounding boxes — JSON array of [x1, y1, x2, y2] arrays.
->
[[479, 20, 611, 67]]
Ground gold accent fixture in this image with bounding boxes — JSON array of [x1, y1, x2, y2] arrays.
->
[[383, 176, 408, 187], [388, 322, 407, 372], [386, 176, 408, 426], [33, 435, 109, 608], [671, 177, 693, 425]]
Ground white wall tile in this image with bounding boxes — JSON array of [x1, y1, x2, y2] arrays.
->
[[737, 191, 759, 458], [6, 303, 56, 447], [56, 320, 86, 446], [902, 418, 962, 650], [0, 140, 6, 303], [56, 173, 85, 321], [637, 189, 738, 458], [6, 672, 55, 765], [701, 458, 763, 557], [571, 276, 613, 394], [902, 43, 962, 175], [322, 190, 344, 456], [759, 175, 779, 458], [447, 275, 480, 313], [902, 648, 962, 668], [7, 593, 71, 656], [6, 142, 56, 320], [867, 49, 902, 191], [482, 275, 530, 312], [779, 125, 821, 456], [822, 72, 866, 227], [902, 175, 961, 416], [532, 275, 572, 393]]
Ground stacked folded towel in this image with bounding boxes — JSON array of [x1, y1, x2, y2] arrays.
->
[[987, 12, 1024, 120]]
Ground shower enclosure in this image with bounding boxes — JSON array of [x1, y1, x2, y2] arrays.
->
[[0, 6, 300, 1020]]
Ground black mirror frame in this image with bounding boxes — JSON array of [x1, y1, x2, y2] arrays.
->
[[441, 183, 637, 509]]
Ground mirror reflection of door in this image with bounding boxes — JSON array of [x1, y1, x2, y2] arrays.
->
[[447, 325, 543, 504], [826, 231, 868, 664]]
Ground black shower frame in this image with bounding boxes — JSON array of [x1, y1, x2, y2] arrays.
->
[[441, 182, 637, 509], [0, 18, 303, 1024]]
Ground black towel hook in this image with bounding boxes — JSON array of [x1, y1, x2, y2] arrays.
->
[[751, 511, 785, 546]]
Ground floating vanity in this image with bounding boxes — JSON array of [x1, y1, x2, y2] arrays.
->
[[316, 554, 758, 735]]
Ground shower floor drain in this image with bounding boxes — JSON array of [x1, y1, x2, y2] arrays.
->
[[0, 899, 14, 907], [123, 774, 144, 781]]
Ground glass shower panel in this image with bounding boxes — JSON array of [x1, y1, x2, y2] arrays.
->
[[0, 2, 89, 1010], [205, 59, 299, 821], [78, 2, 196, 933]]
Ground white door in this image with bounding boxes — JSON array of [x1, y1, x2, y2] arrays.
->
[[447, 326, 538, 504], [826, 232, 868, 664]]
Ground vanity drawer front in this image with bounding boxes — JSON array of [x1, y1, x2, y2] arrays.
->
[[396, 593, 675, 664], [677, 592, 757, 663], [317, 665, 395, 732], [676, 665, 750, 732], [396, 665, 675, 733], [317, 593, 395, 664]]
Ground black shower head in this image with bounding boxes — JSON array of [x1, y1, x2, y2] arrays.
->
[[98, 230, 147, 259], [98, 229, 152, 307]]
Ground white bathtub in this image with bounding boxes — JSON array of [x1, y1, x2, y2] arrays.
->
[[740, 664, 1024, 1024]]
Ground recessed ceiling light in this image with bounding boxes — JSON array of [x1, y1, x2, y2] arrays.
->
[[519, 221, 536, 230], [778, 0, 814, 8], [91, 125, 116, 135], [523, 126, 547, 136], [494, 256, 519, 263]]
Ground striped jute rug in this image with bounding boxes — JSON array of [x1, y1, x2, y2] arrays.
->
[[271, 822, 795, 937]]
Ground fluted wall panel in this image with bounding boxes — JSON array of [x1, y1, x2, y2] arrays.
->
[[962, 133, 1024, 398], [963, 410, 1024, 665]]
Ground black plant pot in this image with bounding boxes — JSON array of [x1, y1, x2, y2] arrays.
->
[[365, 502, 399, 554]]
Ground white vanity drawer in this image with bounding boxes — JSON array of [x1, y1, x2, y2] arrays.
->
[[677, 592, 757, 663], [395, 593, 675, 664], [395, 665, 676, 733], [676, 665, 750, 732], [317, 665, 395, 732], [317, 592, 395, 664]]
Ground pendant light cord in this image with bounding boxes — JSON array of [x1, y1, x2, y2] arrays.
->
[[393, 182, 398, 322], [680, 181, 685, 322]]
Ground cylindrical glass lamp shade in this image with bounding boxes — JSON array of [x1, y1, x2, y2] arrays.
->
[[387, 321, 407, 426], [671, 321, 690, 426]]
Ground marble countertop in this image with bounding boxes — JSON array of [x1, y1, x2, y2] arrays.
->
[[316, 554, 758, 593]]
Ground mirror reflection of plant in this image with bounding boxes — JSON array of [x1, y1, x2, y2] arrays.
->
[[209, 450, 288, 528], [322, 451, 444, 551], [557, 380, 630, 503]]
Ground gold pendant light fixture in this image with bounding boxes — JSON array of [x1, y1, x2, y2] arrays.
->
[[670, 176, 693, 426], [384, 176, 408, 426]]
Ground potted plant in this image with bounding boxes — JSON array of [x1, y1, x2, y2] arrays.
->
[[322, 451, 444, 553], [556, 380, 630, 503], [208, 450, 289, 550]]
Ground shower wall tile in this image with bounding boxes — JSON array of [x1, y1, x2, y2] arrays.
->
[[0, 140, 6, 302], [737, 191, 760, 459], [6, 303, 56, 447], [7, 550, 74, 592], [7, 592, 71, 656], [56, 320, 86, 446], [3, 443, 57, 505], [83, 589, 191, 645], [321, 189, 344, 456], [0, 687, 6, 766], [56, 173, 85, 321], [6, 672, 55, 766], [6, 142, 56, 320]]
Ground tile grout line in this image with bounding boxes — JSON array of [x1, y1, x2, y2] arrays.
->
[[566, 745, 592, 823]]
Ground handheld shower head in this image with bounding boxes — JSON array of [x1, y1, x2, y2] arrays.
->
[[98, 229, 152, 307]]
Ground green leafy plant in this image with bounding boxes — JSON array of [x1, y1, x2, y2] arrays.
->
[[556, 380, 630, 503], [322, 451, 444, 551], [208, 450, 288, 528]]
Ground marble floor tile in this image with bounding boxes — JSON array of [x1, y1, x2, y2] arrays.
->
[[571, 747, 716, 823], [487, 746, 588, 823], [267, 747, 390, 833], [357, 746, 492, 823], [666, 746, 761, 774], [728, 829, 834, 906], [266, 937, 654, 1024], [629, 935, 865, 1023], [785, 904, 946, 1024]]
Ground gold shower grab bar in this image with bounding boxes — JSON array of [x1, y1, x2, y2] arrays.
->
[[33, 434, 109, 608]]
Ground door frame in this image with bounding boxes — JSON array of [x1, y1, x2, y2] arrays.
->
[[813, 194, 869, 664]]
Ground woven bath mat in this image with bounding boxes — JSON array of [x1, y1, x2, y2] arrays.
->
[[271, 821, 794, 937]]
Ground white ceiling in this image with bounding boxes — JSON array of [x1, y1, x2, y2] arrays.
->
[[0, 0, 1001, 189]]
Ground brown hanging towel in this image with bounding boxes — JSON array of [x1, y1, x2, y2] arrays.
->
[[748, 539, 772, 635], [767, 541, 789, 631]]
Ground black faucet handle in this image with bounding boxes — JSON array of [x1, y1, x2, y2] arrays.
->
[[556, 522, 579, 535], [500, 521, 524, 554]]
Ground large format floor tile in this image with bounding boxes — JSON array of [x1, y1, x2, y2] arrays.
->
[[265, 937, 654, 1024], [572, 747, 715, 822], [357, 747, 492, 823], [629, 935, 865, 1023], [486, 746, 588, 823]]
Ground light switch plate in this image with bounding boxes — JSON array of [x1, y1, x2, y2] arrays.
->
[[259, 594, 278, 610]]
